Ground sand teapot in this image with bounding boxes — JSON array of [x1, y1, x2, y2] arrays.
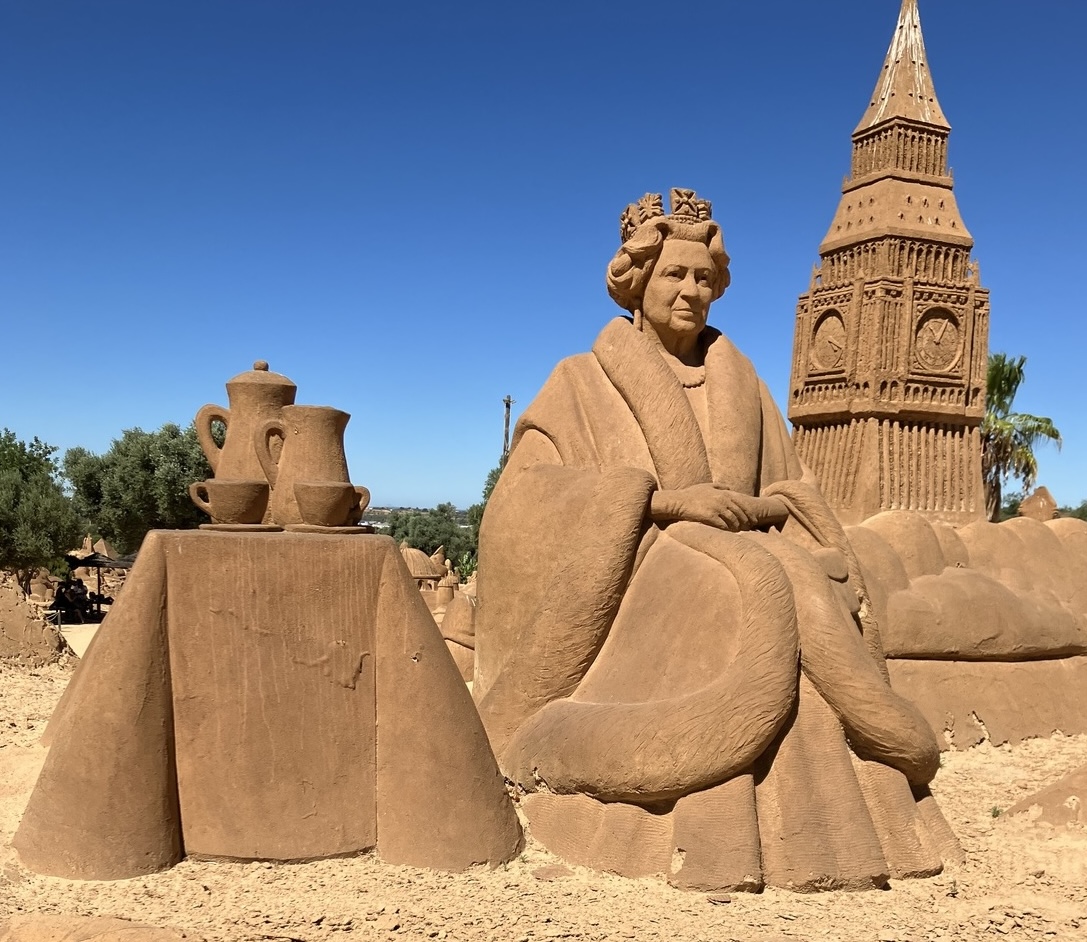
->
[[195, 360, 297, 483], [255, 405, 352, 526]]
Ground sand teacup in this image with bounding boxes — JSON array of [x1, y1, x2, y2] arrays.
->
[[189, 479, 269, 524], [294, 481, 357, 528]]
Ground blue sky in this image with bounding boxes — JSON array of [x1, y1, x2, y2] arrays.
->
[[2, 1, 1083, 508]]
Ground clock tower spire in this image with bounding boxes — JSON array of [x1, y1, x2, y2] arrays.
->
[[788, 0, 989, 525]]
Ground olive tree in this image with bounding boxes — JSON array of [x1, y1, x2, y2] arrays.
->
[[64, 423, 213, 554], [0, 429, 84, 592], [386, 502, 473, 562]]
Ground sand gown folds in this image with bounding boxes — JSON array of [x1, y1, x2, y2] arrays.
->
[[474, 317, 960, 892]]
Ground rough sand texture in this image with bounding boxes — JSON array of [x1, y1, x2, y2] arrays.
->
[[0, 581, 65, 667], [2, 660, 1087, 941]]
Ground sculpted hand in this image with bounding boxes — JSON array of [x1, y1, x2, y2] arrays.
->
[[649, 484, 764, 532]]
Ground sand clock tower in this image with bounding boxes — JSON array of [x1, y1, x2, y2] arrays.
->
[[789, 0, 989, 525]]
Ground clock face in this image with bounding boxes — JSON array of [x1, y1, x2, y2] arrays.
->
[[811, 311, 846, 371], [915, 310, 961, 372]]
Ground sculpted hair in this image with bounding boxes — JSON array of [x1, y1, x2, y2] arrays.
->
[[606, 218, 731, 315]]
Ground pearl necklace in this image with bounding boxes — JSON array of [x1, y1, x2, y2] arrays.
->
[[671, 361, 707, 389]]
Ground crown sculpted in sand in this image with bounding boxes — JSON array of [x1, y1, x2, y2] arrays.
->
[[619, 188, 713, 242]]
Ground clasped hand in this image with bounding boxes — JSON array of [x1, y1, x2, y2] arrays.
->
[[649, 483, 771, 532]]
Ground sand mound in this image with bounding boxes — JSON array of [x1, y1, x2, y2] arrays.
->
[[1009, 763, 1087, 826], [0, 578, 65, 666]]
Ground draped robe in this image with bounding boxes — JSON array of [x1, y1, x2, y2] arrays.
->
[[475, 318, 958, 891]]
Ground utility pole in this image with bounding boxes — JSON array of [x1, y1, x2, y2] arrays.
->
[[501, 395, 514, 465]]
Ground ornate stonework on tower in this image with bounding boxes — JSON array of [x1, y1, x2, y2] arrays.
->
[[789, 0, 989, 526]]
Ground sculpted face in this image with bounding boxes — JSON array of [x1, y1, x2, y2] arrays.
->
[[641, 239, 715, 355]]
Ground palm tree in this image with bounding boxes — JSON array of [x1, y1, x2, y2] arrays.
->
[[981, 353, 1062, 521]]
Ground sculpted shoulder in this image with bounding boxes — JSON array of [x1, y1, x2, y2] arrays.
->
[[536, 348, 608, 396]]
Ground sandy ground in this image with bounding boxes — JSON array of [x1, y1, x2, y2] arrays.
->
[[57, 625, 98, 659], [2, 660, 1087, 942]]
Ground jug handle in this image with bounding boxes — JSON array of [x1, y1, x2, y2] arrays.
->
[[195, 404, 229, 474], [255, 419, 284, 488]]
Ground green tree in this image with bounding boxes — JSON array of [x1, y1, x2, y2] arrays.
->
[[0, 429, 84, 591], [981, 353, 1062, 522], [466, 463, 502, 547], [64, 423, 214, 554], [1058, 501, 1087, 522], [386, 463, 505, 578], [999, 490, 1023, 522], [386, 502, 473, 562], [482, 463, 502, 502], [461, 462, 505, 576]]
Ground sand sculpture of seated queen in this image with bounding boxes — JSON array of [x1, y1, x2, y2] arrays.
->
[[474, 189, 960, 892]]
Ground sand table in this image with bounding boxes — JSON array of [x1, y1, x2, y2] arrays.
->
[[2, 661, 1087, 941]]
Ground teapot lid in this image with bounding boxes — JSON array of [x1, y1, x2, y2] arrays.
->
[[226, 360, 297, 391]]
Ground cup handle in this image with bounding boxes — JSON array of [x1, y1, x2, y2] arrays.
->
[[346, 485, 370, 525], [195, 404, 229, 474], [189, 481, 212, 515], [254, 419, 284, 488]]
